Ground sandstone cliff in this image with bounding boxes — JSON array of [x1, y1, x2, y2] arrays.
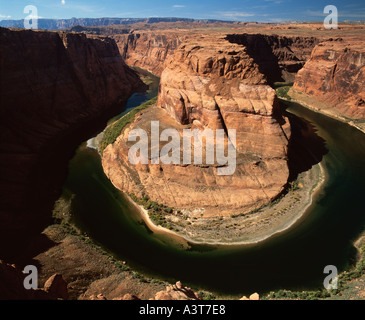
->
[[103, 35, 291, 217], [0, 28, 143, 259], [293, 39, 365, 120], [114, 31, 185, 76]]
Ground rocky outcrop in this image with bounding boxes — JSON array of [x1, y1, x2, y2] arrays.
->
[[0, 28, 143, 259], [240, 292, 260, 300], [103, 35, 291, 217], [154, 281, 200, 300], [83, 281, 200, 300], [293, 39, 365, 120], [43, 274, 69, 300], [0, 260, 68, 300]]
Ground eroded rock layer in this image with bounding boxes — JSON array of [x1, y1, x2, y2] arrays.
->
[[114, 31, 185, 75], [114, 30, 318, 83], [103, 35, 291, 217]]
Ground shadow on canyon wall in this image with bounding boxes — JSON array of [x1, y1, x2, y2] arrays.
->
[[225, 33, 319, 84], [0, 28, 146, 262]]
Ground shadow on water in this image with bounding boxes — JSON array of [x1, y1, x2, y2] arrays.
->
[[271, 99, 329, 202], [64, 82, 365, 296], [283, 100, 329, 182]]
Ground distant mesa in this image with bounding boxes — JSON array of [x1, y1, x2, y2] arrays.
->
[[0, 17, 239, 30]]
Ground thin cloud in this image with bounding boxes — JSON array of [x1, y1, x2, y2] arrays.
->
[[0, 14, 11, 20], [269, 18, 286, 22], [173, 5, 185, 8], [307, 9, 365, 19], [218, 11, 256, 18], [26, 15, 44, 19]]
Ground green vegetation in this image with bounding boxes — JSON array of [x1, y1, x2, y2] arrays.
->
[[132, 271, 148, 283], [276, 86, 292, 100], [231, 206, 262, 218], [272, 82, 293, 101], [272, 81, 294, 89], [289, 178, 300, 191], [198, 291, 216, 300], [334, 244, 365, 294], [265, 288, 331, 300], [100, 97, 157, 153], [129, 193, 176, 230]]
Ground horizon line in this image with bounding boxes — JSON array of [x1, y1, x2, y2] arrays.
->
[[1, 16, 365, 24]]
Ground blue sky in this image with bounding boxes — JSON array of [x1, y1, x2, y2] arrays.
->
[[0, 0, 364, 22]]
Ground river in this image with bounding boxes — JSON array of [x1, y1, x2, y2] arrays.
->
[[59, 74, 365, 296]]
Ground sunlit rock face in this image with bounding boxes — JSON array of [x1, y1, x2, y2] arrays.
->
[[294, 39, 365, 120], [103, 35, 291, 217]]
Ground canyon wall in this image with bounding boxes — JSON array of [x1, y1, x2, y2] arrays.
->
[[103, 35, 292, 217], [0, 28, 143, 259], [225, 34, 319, 83], [114, 31, 185, 76], [293, 39, 365, 120], [114, 31, 318, 82]]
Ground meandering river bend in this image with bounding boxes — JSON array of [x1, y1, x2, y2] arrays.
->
[[60, 76, 365, 295]]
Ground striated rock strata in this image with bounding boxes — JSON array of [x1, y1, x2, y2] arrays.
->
[[293, 39, 365, 120], [114, 31, 185, 76], [114, 30, 318, 82], [103, 36, 291, 217], [0, 28, 143, 259]]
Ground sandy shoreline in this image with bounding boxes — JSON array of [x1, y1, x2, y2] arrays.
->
[[123, 162, 327, 247]]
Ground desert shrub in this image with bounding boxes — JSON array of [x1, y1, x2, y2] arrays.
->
[[276, 86, 292, 100], [198, 291, 216, 300], [164, 207, 173, 214]]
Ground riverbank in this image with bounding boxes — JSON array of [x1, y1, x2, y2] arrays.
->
[[32, 195, 365, 300], [99, 96, 326, 246], [126, 163, 325, 246], [288, 89, 365, 135]]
